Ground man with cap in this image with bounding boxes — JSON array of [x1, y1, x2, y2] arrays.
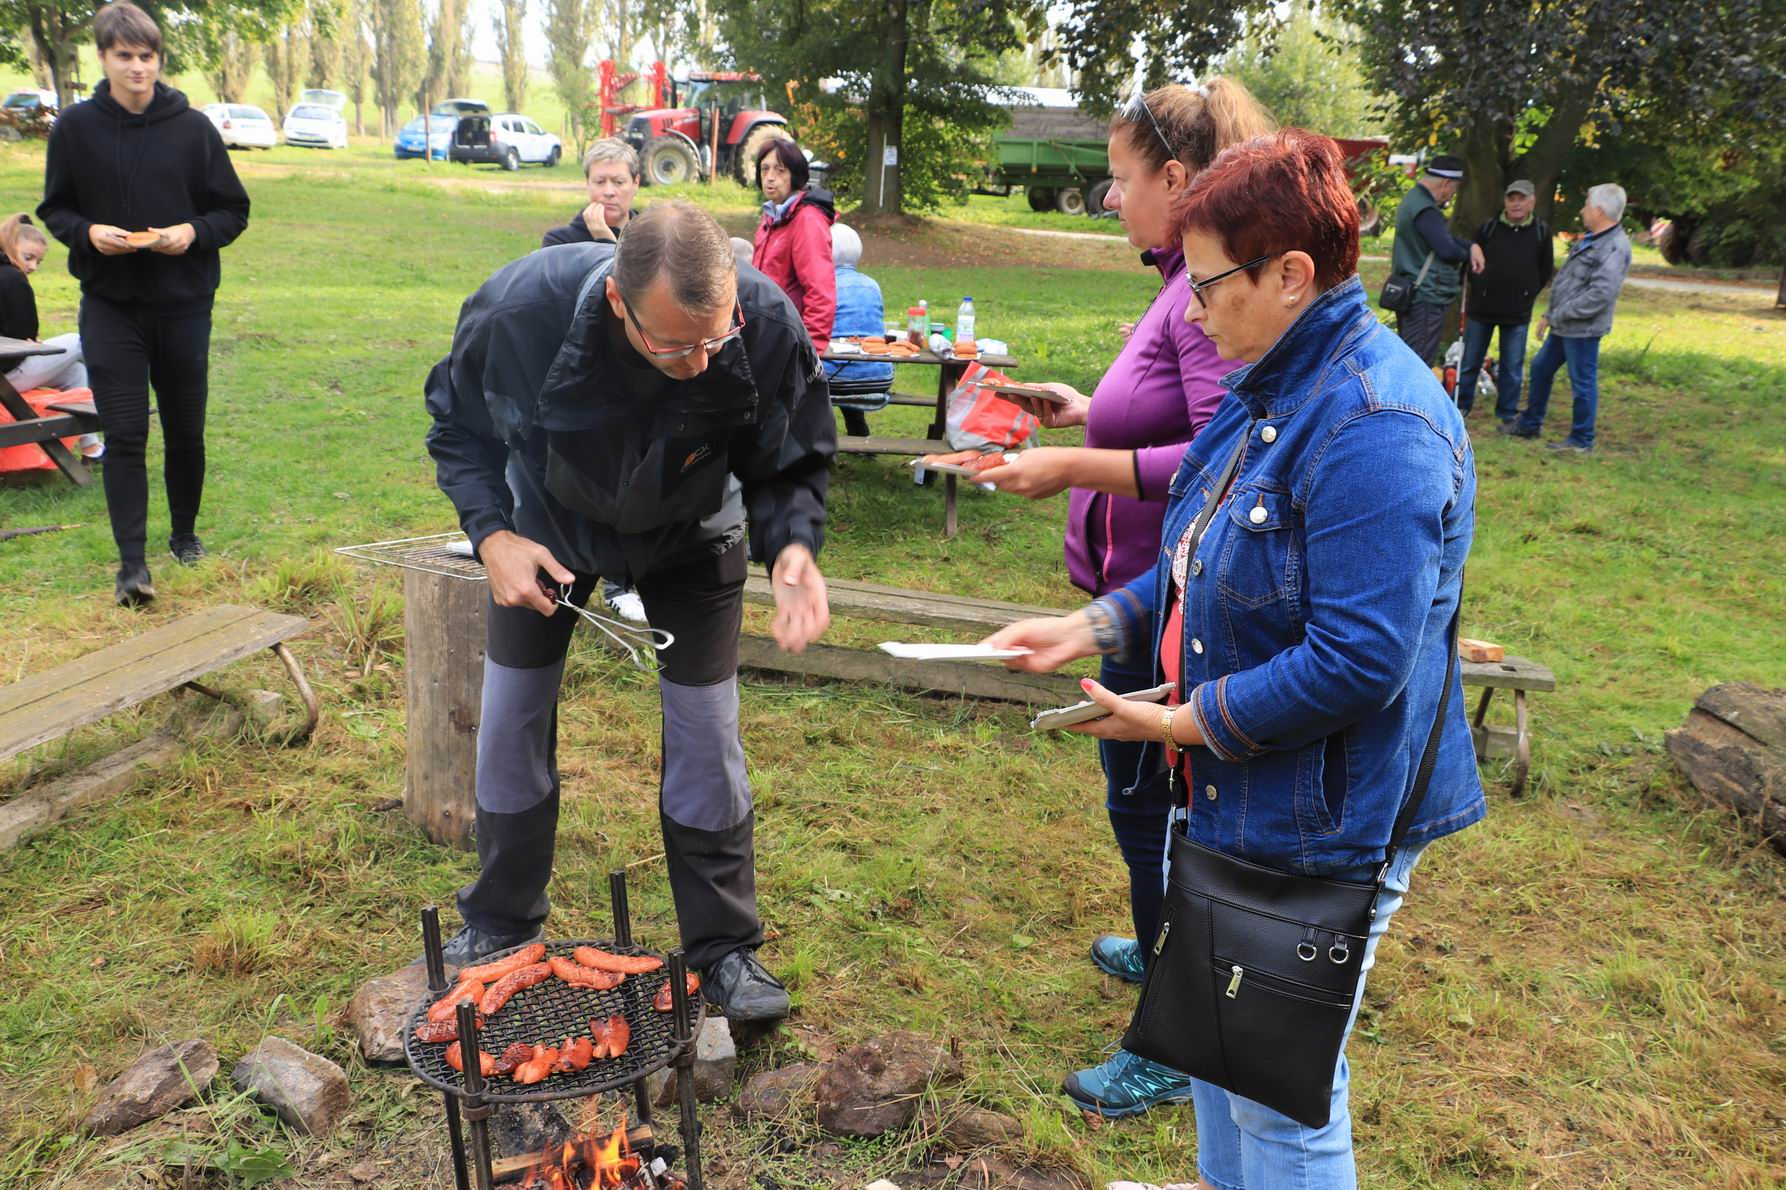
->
[[1457, 179, 1554, 423], [1389, 155, 1474, 365]]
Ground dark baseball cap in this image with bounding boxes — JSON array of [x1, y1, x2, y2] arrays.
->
[[1504, 179, 1536, 197], [1426, 155, 1465, 179]]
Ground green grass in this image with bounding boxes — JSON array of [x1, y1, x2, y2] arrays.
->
[[2, 140, 1784, 1189]]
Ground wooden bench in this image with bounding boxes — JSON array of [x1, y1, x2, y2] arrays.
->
[[1461, 654, 1555, 797], [835, 434, 971, 536], [0, 388, 103, 487], [0, 607, 320, 851]]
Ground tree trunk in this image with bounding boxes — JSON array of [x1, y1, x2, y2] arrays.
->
[[856, 0, 909, 216], [1776, 263, 1785, 310], [402, 568, 486, 850], [1665, 683, 1786, 857]]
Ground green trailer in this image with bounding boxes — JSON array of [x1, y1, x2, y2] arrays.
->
[[982, 98, 1112, 217]]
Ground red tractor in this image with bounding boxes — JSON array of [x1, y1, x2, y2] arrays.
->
[[618, 72, 793, 188]]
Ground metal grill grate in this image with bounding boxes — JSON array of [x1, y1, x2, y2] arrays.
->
[[335, 532, 489, 582], [404, 940, 702, 1103]]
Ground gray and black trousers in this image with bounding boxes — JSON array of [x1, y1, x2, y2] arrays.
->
[[456, 543, 761, 972]]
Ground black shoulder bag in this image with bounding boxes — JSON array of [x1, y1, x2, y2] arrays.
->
[[1377, 248, 1435, 314], [1121, 434, 1459, 1128]]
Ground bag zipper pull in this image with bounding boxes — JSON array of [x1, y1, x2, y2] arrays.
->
[[1152, 919, 1172, 957], [1225, 964, 1244, 999]]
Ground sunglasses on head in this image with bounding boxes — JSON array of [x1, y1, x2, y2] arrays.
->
[[1120, 90, 1176, 159]]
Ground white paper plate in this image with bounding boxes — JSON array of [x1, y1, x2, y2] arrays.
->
[[877, 642, 1032, 661]]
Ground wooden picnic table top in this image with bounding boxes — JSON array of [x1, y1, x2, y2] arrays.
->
[[0, 336, 67, 360], [819, 344, 1017, 368]]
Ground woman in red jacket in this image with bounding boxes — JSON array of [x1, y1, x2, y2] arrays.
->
[[751, 138, 836, 352]]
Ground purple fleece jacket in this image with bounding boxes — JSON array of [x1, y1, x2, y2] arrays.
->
[[1065, 245, 1234, 595]]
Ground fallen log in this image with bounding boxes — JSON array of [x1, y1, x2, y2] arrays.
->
[[1664, 683, 1786, 856]]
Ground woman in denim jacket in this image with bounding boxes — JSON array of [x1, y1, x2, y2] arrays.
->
[[989, 130, 1485, 1188]]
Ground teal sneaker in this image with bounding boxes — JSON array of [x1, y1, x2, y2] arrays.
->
[[1090, 934, 1145, 984], [1063, 1047, 1196, 1118]]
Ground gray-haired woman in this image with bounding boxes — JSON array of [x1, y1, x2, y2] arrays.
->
[[544, 138, 642, 248]]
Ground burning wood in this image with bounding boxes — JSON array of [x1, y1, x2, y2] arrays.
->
[[495, 1116, 685, 1189]]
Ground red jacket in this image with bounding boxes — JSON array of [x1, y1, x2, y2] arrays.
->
[[752, 188, 837, 352]]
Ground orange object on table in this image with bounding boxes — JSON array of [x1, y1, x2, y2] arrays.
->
[[0, 387, 92, 474]]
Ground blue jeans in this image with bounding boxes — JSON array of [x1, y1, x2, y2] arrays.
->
[[1098, 652, 1173, 949], [1454, 318, 1527, 420], [1191, 844, 1426, 1190], [1516, 332, 1601, 448]]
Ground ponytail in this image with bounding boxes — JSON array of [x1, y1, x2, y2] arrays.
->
[[1111, 76, 1277, 177], [0, 213, 47, 272]]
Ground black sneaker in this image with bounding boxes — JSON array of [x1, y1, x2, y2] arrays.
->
[[169, 533, 207, 566], [702, 947, 789, 1023], [115, 562, 156, 607], [419, 923, 545, 971]]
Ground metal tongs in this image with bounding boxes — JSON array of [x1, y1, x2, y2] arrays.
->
[[554, 583, 675, 672]]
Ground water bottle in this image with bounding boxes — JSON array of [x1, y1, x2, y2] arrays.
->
[[956, 297, 975, 343]]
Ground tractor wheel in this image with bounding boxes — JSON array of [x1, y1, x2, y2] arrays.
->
[[1026, 187, 1056, 212], [1356, 196, 1383, 237], [735, 123, 794, 188], [1055, 187, 1087, 217], [644, 137, 698, 186], [1087, 178, 1114, 216]]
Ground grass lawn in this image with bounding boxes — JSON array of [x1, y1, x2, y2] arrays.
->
[[1, 138, 1784, 1189]]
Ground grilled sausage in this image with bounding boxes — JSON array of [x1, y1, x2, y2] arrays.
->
[[654, 972, 700, 1012], [480, 961, 554, 1015], [445, 1042, 497, 1077], [426, 978, 486, 1023], [549, 955, 625, 990], [573, 945, 664, 975], [414, 1017, 479, 1044], [457, 943, 548, 984], [494, 1042, 534, 1076]]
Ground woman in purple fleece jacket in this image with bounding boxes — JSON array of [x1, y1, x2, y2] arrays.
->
[[979, 78, 1273, 1115]]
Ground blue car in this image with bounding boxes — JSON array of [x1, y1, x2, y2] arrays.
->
[[394, 115, 451, 161]]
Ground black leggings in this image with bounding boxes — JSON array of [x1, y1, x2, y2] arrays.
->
[[79, 297, 213, 565]]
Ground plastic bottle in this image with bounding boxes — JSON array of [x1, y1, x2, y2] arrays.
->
[[956, 297, 976, 343], [918, 299, 930, 339]]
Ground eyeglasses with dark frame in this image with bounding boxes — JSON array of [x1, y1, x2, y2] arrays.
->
[[1120, 90, 1176, 159], [1186, 254, 1278, 305], [623, 298, 746, 360]]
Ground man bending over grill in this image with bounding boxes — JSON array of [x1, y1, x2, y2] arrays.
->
[[423, 201, 836, 1022]]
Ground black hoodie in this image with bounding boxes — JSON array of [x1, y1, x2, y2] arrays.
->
[[37, 80, 250, 314]]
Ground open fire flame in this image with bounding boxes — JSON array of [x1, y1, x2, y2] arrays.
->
[[519, 1114, 638, 1189]]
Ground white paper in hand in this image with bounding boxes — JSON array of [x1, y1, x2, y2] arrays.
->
[[877, 642, 1032, 661]]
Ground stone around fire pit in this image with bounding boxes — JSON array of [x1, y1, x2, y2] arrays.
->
[[645, 1015, 737, 1104], [814, 1031, 962, 1139], [918, 1101, 1024, 1150], [232, 1036, 350, 1135], [82, 1039, 219, 1136], [734, 1061, 822, 1120], [347, 963, 433, 1062], [907, 1154, 1090, 1189]]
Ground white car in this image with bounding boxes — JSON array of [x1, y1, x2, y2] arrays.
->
[[284, 103, 348, 149], [492, 113, 563, 168], [300, 88, 347, 112], [203, 103, 277, 150]]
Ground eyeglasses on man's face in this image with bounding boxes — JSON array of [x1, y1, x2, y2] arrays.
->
[[1187, 255, 1277, 305], [623, 298, 746, 360]]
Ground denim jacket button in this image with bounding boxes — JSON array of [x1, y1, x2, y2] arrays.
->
[[1191, 637, 1204, 655], [1249, 504, 1269, 524], [1204, 784, 1218, 801], [1260, 425, 1277, 444], [1191, 559, 1203, 577]]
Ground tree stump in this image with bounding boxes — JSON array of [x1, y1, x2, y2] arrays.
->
[[403, 569, 486, 849], [1664, 683, 1786, 856]]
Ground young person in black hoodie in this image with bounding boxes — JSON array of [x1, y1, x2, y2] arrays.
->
[[37, 2, 250, 606]]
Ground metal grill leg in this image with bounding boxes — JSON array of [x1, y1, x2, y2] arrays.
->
[[667, 951, 703, 1188], [422, 907, 472, 1190], [454, 1000, 497, 1190]]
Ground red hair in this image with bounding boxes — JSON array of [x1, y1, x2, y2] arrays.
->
[[1169, 129, 1360, 291]]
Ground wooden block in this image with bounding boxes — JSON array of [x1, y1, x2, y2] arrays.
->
[[1458, 637, 1505, 663], [835, 435, 951, 456], [1460, 655, 1556, 692]]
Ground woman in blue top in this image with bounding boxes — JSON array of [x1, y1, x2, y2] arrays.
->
[[823, 222, 894, 437], [988, 129, 1485, 1188]]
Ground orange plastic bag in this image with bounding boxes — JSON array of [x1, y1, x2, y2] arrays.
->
[[0, 387, 91, 474], [943, 361, 1039, 452]]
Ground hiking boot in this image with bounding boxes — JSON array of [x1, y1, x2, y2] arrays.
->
[[1090, 934, 1146, 984], [169, 533, 208, 565], [115, 562, 156, 608], [703, 947, 789, 1023], [1496, 423, 1540, 439], [1063, 1047, 1196, 1119], [421, 923, 545, 971]]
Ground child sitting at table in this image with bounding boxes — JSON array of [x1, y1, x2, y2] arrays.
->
[[824, 223, 894, 437], [0, 212, 100, 458]]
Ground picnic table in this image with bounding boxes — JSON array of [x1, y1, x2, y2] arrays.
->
[[818, 342, 1020, 538], [0, 335, 101, 486]]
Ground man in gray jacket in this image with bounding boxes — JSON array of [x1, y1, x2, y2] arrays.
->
[[423, 202, 836, 1022], [1505, 183, 1632, 451]]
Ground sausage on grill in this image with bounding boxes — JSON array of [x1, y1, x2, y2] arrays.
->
[[549, 955, 625, 990], [480, 962, 553, 1015], [458, 943, 548, 984]]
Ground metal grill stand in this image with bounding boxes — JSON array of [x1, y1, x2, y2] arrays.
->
[[414, 871, 704, 1189]]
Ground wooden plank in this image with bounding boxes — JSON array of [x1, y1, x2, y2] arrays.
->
[[0, 414, 86, 449], [0, 607, 310, 762], [45, 400, 99, 418], [836, 435, 950, 456], [742, 575, 1069, 635], [0, 730, 185, 850], [884, 392, 936, 407], [1460, 655, 1556, 692], [738, 636, 1080, 705]]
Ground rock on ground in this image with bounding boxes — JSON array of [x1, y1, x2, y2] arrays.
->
[[347, 963, 433, 1063], [645, 1015, 737, 1105], [814, 1031, 962, 1139], [82, 1039, 219, 1136], [232, 1036, 351, 1135], [734, 1061, 824, 1120], [918, 1102, 1024, 1150]]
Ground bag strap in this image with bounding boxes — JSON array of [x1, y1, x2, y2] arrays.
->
[[1379, 607, 1460, 881], [1412, 249, 1436, 288], [1186, 435, 1250, 558]]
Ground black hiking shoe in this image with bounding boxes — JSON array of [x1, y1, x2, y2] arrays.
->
[[419, 923, 545, 971], [169, 533, 208, 566], [115, 562, 156, 607], [703, 947, 790, 1023]]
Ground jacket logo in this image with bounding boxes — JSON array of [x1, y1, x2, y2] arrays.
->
[[680, 444, 713, 472]]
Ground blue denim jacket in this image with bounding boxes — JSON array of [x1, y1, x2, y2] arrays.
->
[[1096, 276, 1486, 874]]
